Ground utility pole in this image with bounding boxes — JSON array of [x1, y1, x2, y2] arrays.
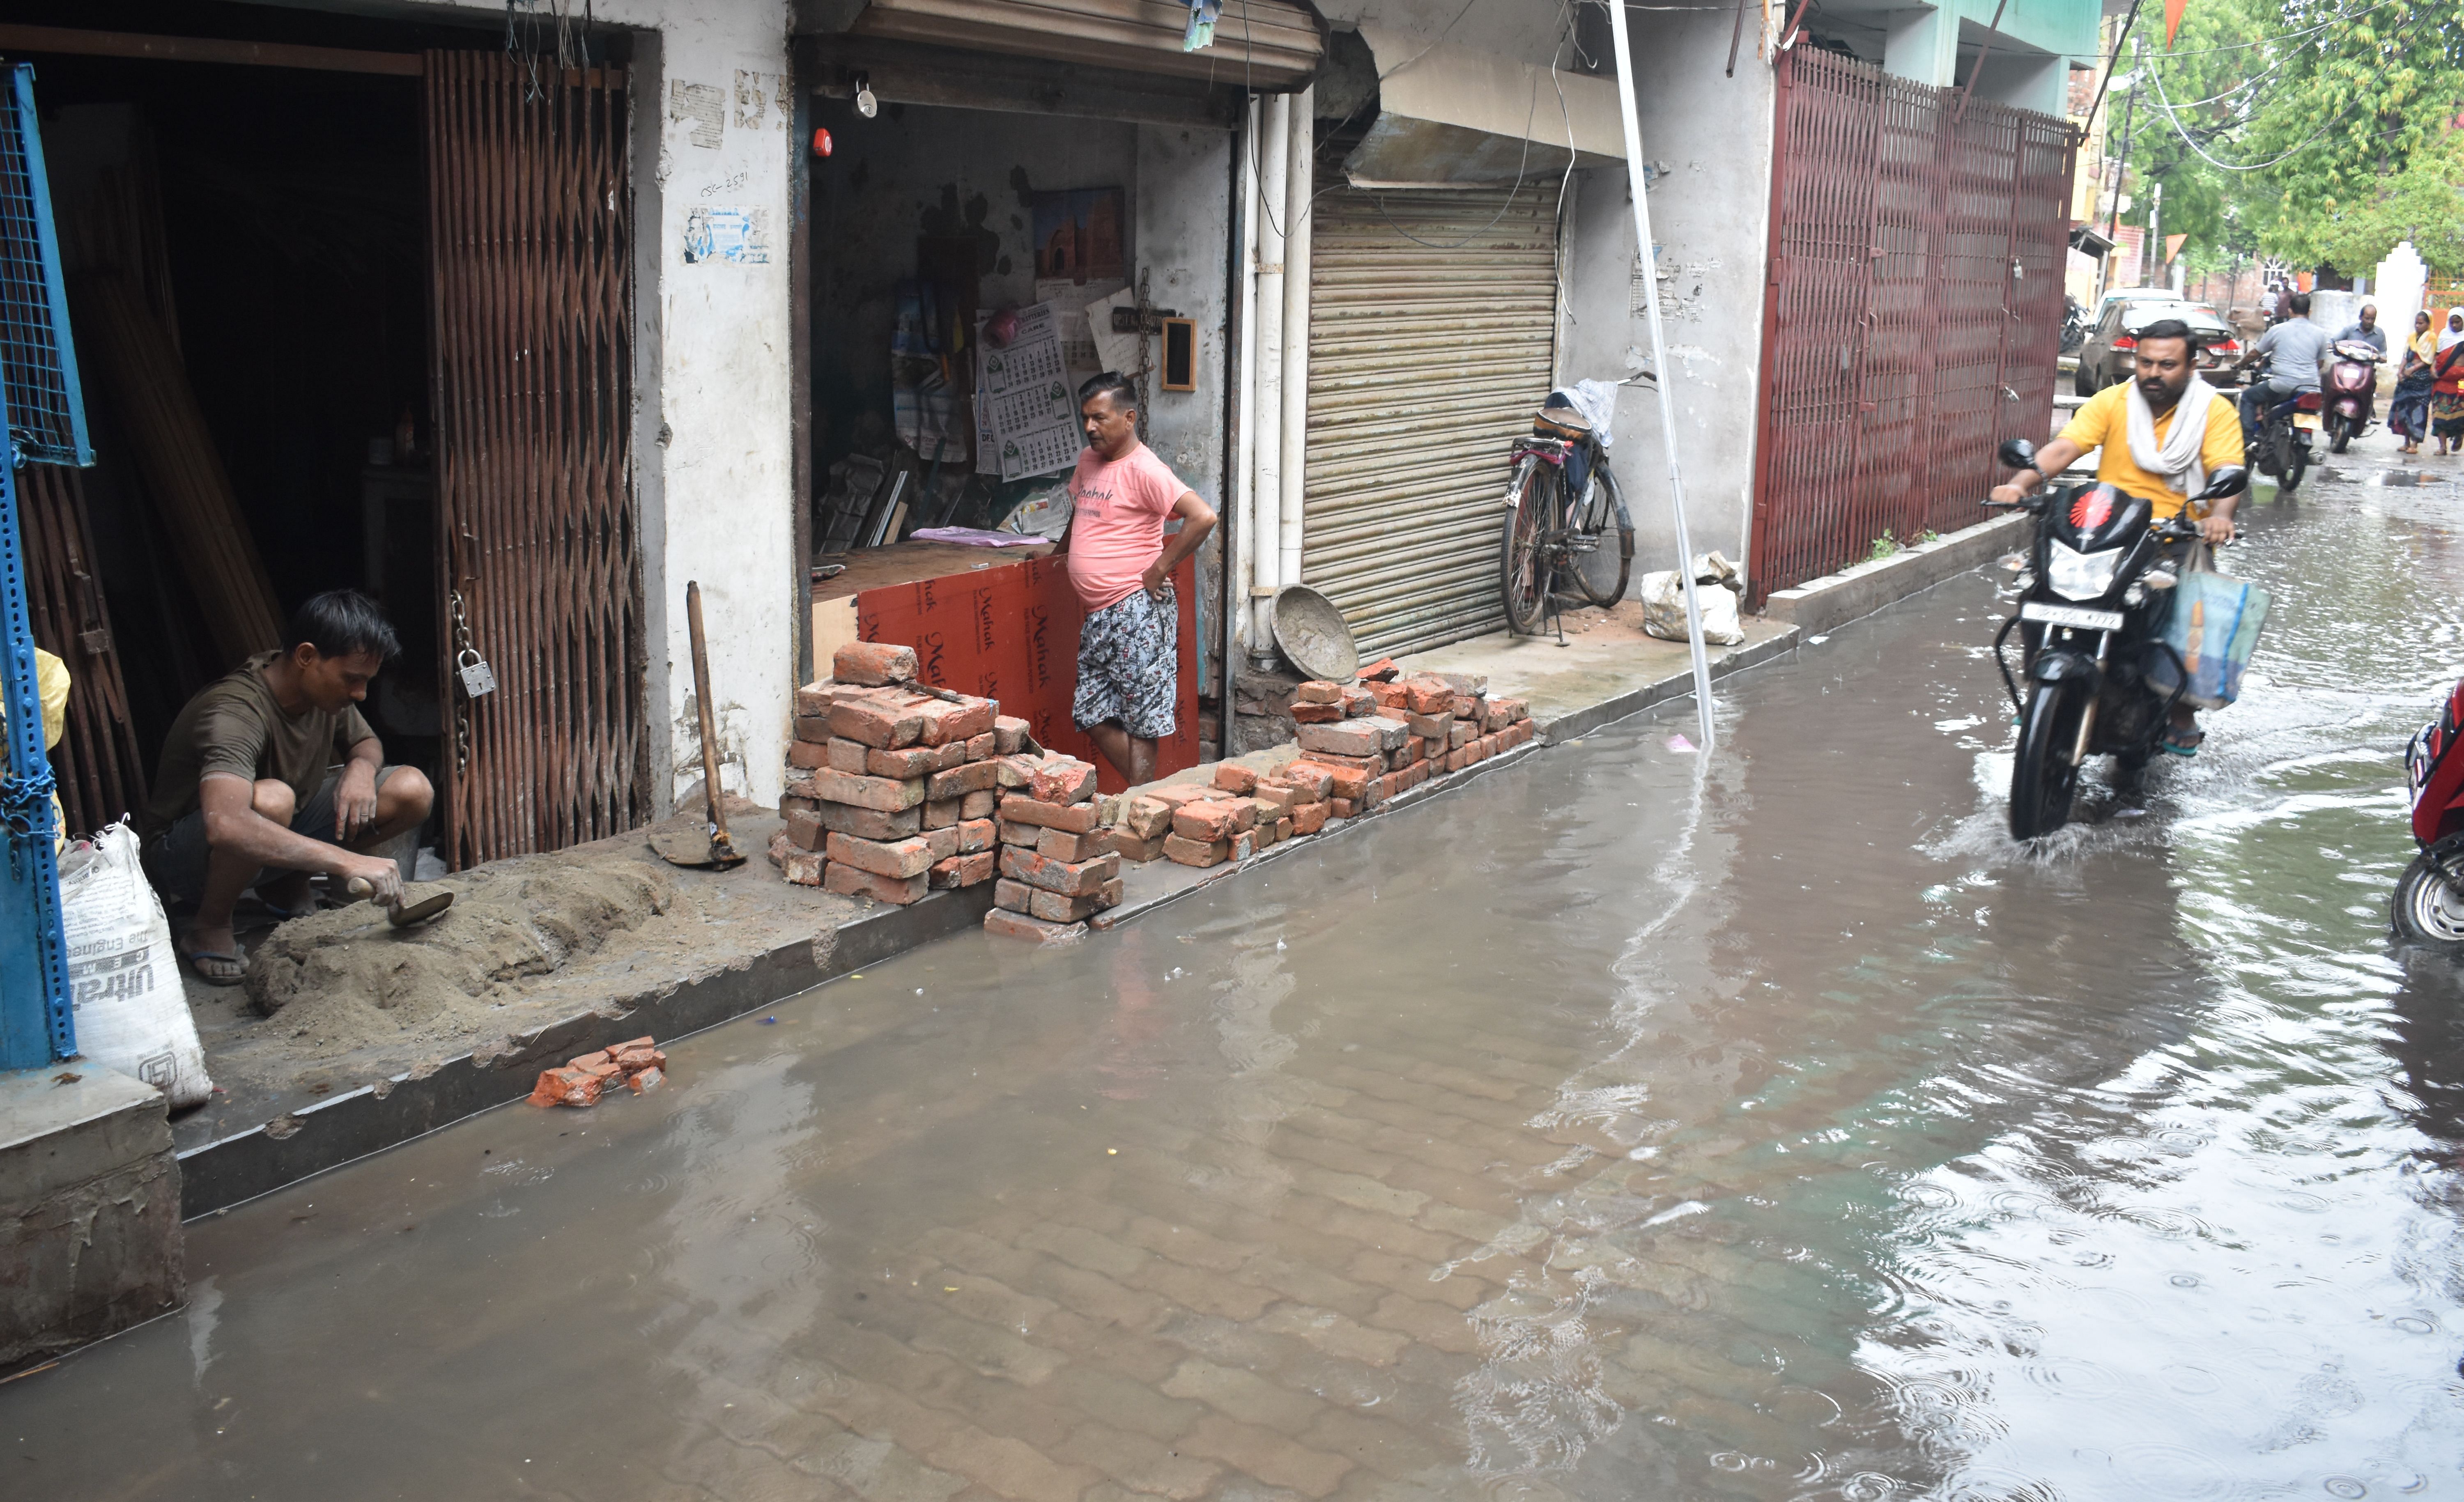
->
[[2144, 180, 2163, 288]]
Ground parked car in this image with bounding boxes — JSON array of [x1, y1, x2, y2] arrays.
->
[[2074, 299, 2245, 396]]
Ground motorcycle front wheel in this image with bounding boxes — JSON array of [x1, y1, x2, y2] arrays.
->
[[2010, 681, 2085, 840], [2329, 415, 2353, 454], [2393, 841, 2464, 946]]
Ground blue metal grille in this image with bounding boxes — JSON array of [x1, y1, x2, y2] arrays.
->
[[0, 63, 91, 469]]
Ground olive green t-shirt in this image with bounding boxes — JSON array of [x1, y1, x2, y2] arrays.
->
[[138, 652, 376, 845]]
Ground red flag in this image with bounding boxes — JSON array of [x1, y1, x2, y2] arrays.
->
[[2164, 232, 2188, 264], [2165, 0, 2188, 47]]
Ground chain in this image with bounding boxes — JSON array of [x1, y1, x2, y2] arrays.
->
[[450, 590, 474, 771]]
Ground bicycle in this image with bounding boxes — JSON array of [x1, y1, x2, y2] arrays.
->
[[1500, 402, 1634, 634]]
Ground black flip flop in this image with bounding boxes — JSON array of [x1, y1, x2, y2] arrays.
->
[[181, 946, 247, 986]]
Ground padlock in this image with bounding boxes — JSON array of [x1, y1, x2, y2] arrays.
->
[[457, 648, 498, 698]]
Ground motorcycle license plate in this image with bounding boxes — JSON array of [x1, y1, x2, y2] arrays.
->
[[2293, 412, 2321, 431], [2020, 602, 2124, 632]]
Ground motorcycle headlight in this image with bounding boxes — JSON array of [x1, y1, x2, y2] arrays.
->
[[2046, 541, 2122, 601]]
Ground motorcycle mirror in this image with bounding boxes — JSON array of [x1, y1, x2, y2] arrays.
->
[[1997, 438, 2038, 471], [2195, 465, 2249, 501]]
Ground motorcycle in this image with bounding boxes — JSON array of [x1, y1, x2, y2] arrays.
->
[[2245, 371, 2318, 494], [1986, 438, 2249, 840], [2397, 676, 2464, 946], [2324, 339, 2384, 454], [2060, 297, 2088, 356]]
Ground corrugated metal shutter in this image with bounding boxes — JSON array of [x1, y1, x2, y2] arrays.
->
[[1303, 181, 1560, 659], [851, 0, 1322, 89]]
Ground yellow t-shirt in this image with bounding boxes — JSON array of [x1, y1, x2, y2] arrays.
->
[[2055, 382, 2245, 519]]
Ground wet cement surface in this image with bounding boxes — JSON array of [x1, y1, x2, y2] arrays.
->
[[11, 449, 2464, 1500]]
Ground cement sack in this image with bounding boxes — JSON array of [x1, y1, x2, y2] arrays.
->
[[57, 823, 212, 1107], [1639, 570, 1746, 646]]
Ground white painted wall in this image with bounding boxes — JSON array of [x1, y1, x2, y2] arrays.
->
[[1558, 10, 1777, 581], [424, 0, 798, 813]]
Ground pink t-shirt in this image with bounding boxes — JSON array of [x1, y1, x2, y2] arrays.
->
[[1064, 442, 1188, 612]]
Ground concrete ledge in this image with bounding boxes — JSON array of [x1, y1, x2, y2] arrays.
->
[[1535, 626, 1802, 744], [1, 1067, 183, 1372], [1760, 511, 2030, 638], [175, 881, 994, 1220]]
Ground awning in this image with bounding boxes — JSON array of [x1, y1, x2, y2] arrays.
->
[[812, 0, 1324, 91], [2069, 223, 2116, 256], [1342, 23, 1625, 189]]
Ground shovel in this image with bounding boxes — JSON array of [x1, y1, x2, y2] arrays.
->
[[650, 579, 748, 870], [345, 876, 454, 927]]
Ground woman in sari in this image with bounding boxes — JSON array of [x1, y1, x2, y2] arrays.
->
[[2436, 309, 2464, 458], [2392, 310, 2436, 454]]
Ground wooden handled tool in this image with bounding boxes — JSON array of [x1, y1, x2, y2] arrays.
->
[[346, 876, 454, 928], [650, 581, 748, 870]]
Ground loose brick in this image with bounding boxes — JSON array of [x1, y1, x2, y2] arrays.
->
[[992, 877, 1034, 913], [931, 852, 994, 887], [1329, 796, 1357, 819], [965, 730, 997, 761], [1443, 749, 1467, 773], [1144, 784, 1215, 808], [984, 907, 1087, 944], [957, 817, 996, 854], [995, 753, 1042, 789], [784, 808, 825, 851], [922, 797, 961, 830], [1368, 681, 1409, 709], [793, 714, 832, 746], [992, 715, 1032, 753], [810, 800, 922, 840], [766, 831, 792, 866], [780, 793, 818, 813], [1405, 709, 1453, 741], [825, 831, 935, 879], [932, 739, 970, 771], [959, 788, 999, 820], [1276, 762, 1334, 799], [1120, 796, 1174, 840], [1275, 816, 1292, 843], [1340, 685, 1376, 716], [1250, 782, 1297, 813], [827, 689, 926, 749], [996, 816, 1039, 846], [823, 862, 928, 905], [1162, 833, 1228, 867], [781, 766, 821, 802], [1358, 656, 1399, 682], [998, 845, 1120, 896], [928, 760, 1001, 800], [808, 766, 926, 812], [1401, 677, 1453, 714], [1037, 825, 1115, 862], [1291, 800, 1329, 835], [1290, 701, 1345, 723], [1292, 759, 1369, 800], [1171, 801, 1239, 842], [528, 1066, 602, 1108], [1403, 735, 1426, 765], [999, 879, 1110, 923], [1211, 763, 1258, 795], [923, 824, 961, 861], [864, 744, 939, 779], [1100, 876, 1123, 908], [834, 640, 919, 685], [913, 696, 997, 746], [1296, 719, 1381, 757], [782, 849, 824, 885], [793, 681, 843, 717], [1449, 720, 1476, 749], [1496, 695, 1529, 723], [1450, 693, 1485, 719], [1230, 829, 1257, 861], [1029, 757, 1099, 805], [1000, 794, 1101, 834], [1112, 832, 1166, 864], [1293, 680, 1345, 705], [786, 738, 832, 769], [1364, 714, 1411, 752]]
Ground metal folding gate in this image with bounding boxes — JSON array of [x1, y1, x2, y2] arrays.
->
[[1750, 48, 2073, 606], [427, 54, 647, 868], [1303, 182, 1561, 659]]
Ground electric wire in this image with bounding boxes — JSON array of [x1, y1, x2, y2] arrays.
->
[[2140, 40, 2365, 171]]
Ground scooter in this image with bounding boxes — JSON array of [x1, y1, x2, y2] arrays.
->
[[2397, 677, 2464, 946], [1986, 438, 2249, 840], [2324, 339, 2384, 454], [2246, 371, 2319, 494], [2060, 297, 2088, 355]]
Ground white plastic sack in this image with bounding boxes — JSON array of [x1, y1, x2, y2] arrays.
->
[[57, 824, 212, 1107], [998, 482, 1074, 540], [1639, 570, 1746, 646]]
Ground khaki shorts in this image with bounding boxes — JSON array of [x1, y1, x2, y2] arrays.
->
[[144, 765, 402, 904]]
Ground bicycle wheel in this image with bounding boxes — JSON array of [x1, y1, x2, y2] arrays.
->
[[1501, 456, 1554, 634], [1570, 468, 1633, 608]]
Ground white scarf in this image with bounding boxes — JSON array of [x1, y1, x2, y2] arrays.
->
[[2125, 374, 2215, 504]]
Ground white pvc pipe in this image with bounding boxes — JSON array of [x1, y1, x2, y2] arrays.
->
[[1232, 95, 1262, 666], [1606, 0, 1716, 749], [1250, 94, 1290, 663], [1277, 85, 1314, 603]]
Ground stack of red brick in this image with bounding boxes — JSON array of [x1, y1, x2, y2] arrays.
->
[[530, 1036, 666, 1107], [770, 642, 1028, 904], [1283, 658, 1531, 816], [985, 753, 1124, 944], [1112, 760, 1335, 870]]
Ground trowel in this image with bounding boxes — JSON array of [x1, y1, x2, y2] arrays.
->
[[345, 876, 454, 927], [651, 580, 748, 870]]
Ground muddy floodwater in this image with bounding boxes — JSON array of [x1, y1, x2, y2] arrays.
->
[[12, 465, 2464, 1500]]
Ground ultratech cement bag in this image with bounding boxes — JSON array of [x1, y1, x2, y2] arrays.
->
[[58, 823, 212, 1107], [1639, 561, 1747, 646]]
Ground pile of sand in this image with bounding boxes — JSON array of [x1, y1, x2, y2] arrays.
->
[[243, 857, 678, 1050]]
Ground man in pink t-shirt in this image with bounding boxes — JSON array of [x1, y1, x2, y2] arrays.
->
[[1056, 373, 1217, 784]]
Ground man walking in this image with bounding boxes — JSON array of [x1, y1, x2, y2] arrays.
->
[[1056, 373, 1216, 786], [2234, 290, 2335, 438], [140, 590, 432, 983]]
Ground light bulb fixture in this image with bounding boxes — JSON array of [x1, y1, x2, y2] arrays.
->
[[854, 73, 878, 119]]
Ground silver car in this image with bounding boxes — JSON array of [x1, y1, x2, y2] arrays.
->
[[2074, 299, 2245, 395]]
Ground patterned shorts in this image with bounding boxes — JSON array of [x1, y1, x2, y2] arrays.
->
[[1073, 587, 1178, 741]]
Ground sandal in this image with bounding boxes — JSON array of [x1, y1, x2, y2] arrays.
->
[[2158, 725, 2205, 757], [180, 945, 248, 986]]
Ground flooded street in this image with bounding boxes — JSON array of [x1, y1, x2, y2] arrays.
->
[[13, 457, 2464, 1501]]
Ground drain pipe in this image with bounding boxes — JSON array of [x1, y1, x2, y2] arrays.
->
[[1276, 85, 1314, 611], [1250, 92, 1290, 666], [1232, 95, 1262, 666], [1605, 0, 1716, 749]]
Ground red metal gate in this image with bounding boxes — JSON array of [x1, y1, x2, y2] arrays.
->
[[1751, 48, 2075, 605], [427, 54, 647, 867]]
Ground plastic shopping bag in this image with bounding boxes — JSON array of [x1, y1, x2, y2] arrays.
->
[[2150, 570, 2270, 709], [57, 824, 213, 1107]]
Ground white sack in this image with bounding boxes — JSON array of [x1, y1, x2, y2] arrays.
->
[[58, 824, 212, 1107], [1639, 569, 1745, 646]]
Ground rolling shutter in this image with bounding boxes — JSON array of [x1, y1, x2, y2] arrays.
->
[[1302, 181, 1560, 659]]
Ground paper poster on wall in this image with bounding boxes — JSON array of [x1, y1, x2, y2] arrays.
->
[[1000, 423, 1080, 481], [1036, 276, 1126, 379], [1031, 188, 1125, 285], [684, 206, 769, 264], [978, 303, 1065, 396]]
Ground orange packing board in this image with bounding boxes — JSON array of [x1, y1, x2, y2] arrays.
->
[[855, 555, 1200, 793]]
